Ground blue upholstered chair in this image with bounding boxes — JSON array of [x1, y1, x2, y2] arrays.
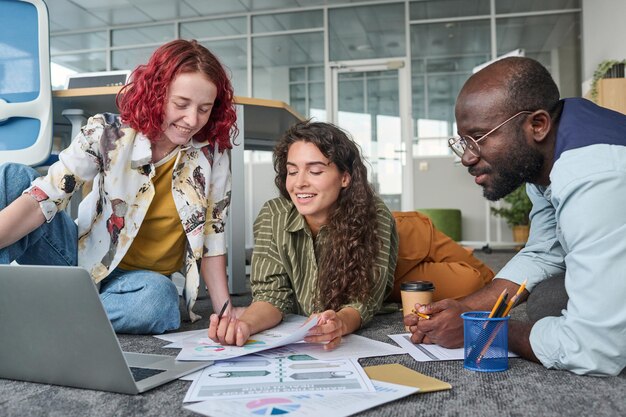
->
[[0, 0, 53, 167]]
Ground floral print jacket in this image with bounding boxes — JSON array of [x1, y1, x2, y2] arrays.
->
[[26, 113, 231, 321]]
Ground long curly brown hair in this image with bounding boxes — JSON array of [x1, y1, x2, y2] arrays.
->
[[273, 121, 381, 311]]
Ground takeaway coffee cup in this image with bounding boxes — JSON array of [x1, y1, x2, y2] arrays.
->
[[400, 281, 435, 330]]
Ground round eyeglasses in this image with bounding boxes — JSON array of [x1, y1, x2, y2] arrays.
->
[[448, 111, 532, 158]]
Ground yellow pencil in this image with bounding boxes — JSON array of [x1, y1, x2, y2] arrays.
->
[[476, 279, 530, 363], [411, 309, 431, 320], [476, 321, 504, 364]]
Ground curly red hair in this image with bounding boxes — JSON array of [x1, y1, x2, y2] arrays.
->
[[116, 39, 237, 150]]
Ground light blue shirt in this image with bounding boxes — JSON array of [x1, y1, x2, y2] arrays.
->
[[497, 99, 626, 376]]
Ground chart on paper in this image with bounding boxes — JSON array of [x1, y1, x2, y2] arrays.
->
[[184, 380, 418, 417], [176, 315, 318, 361], [183, 354, 374, 402]]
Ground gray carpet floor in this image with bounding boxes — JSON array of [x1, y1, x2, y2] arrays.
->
[[1, 250, 625, 417]]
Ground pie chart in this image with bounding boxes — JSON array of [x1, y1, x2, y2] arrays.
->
[[193, 345, 225, 352], [246, 398, 301, 415]]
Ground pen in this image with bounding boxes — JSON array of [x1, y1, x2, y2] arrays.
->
[[411, 309, 431, 320], [489, 289, 508, 318], [501, 279, 528, 317], [217, 299, 230, 320], [493, 293, 509, 318]]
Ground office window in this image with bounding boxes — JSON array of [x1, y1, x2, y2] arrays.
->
[[112, 46, 158, 71], [87, 4, 160, 26], [289, 65, 324, 119], [410, 0, 490, 20], [181, 17, 246, 38], [411, 19, 490, 155], [46, 0, 583, 156], [329, 3, 405, 61], [496, 13, 581, 97], [201, 39, 248, 96], [52, 52, 107, 74], [307, 66, 325, 120], [50, 32, 107, 54], [252, 32, 324, 115], [252, 10, 323, 33], [496, 0, 580, 14], [112, 24, 174, 47]]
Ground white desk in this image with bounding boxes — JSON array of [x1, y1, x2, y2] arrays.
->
[[52, 87, 302, 294]]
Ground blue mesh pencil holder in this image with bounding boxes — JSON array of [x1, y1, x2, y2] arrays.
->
[[461, 311, 509, 372]]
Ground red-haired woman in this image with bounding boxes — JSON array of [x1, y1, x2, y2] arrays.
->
[[0, 40, 237, 334]]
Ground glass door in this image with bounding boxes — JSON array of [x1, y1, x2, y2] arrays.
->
[[330, 61, 412, 211]]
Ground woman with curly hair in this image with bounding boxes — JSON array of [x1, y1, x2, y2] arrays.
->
[[209, 121, 398, 349], [0, 39, 237, 334]]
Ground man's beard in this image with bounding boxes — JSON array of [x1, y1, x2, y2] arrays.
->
[[474, 139, 544, 201]]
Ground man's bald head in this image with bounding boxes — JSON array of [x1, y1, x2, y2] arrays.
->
[[459, 57, 560, 117]]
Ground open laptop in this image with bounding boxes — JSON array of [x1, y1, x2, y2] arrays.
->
[[0, 265, 213, 394]]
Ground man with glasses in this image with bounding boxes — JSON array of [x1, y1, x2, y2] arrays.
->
[[404, 57, 626, 376]]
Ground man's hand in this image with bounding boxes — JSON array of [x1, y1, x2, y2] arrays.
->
[[403, 299, 469, 348]]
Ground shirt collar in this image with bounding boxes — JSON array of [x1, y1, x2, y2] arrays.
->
[[283, 200, 330, 239], [130, 131, 152, 169], [285, 202, 308, 233], [131, 132, 206, 169], [190, 137, 208, 149]]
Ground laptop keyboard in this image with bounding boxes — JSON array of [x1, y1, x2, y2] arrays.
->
[[129, 367, 166, 382]]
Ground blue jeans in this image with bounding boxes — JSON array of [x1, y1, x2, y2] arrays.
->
[[0, 163, 78, 266], [100, 268, 181, 334], [0, 163, 180, 334]]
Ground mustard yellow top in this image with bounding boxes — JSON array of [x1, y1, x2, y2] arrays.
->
[[119, 150, 186, 275]]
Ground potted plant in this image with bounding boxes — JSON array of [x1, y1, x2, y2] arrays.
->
[[590, 59, 626, 103], [490, 184, 532, 243]]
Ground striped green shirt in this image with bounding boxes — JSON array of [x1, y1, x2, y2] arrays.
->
[[250, 196, 398, 325]]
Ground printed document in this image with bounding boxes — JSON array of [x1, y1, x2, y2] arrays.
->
[[176, 315, 317, 361], [184, 380, 418, 417], [183, 354, 373, 402], [256, 333, 404, 361]]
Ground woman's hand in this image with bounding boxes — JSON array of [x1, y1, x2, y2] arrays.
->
[[230, 306, 247, 319], [207, 310, 251, 347], [304, 310, 345, 350], [207, 301, 282, 347]]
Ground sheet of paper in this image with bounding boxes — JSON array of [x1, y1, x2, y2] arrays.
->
[[164, 315, 310, 349], [363, 363, 451, 393], [176, 315, 317, 361], [255, 333, 404, 361], [183, 354, 374, 402], [184, 380, 418, 417], [389, 333, 518, 362]]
